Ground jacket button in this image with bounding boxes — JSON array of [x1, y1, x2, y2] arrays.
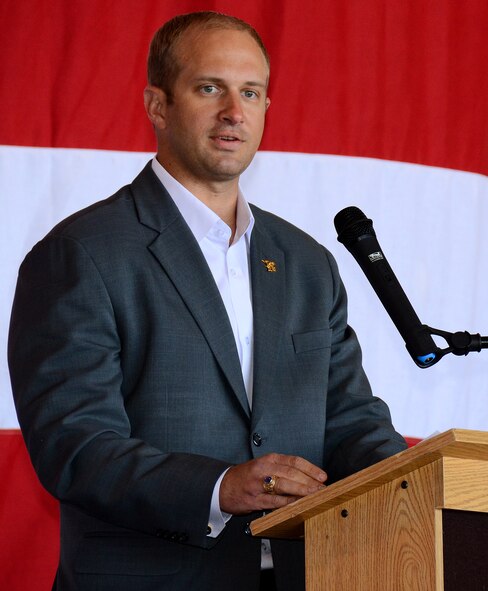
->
[[252, 433, 262, 446], [244, 523, 252, 536]]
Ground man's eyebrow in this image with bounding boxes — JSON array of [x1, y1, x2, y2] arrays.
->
[[194, 76, 267, 88]]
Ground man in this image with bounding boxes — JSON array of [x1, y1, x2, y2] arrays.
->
[[8, 11, 406, 591]]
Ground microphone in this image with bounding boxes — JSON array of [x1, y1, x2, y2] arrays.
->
[[334, 206, 439, 368]]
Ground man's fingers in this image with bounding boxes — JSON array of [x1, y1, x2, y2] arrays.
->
[[219, 454, 328, 514], [268, 474, 326, 497], [255, 454, 327, 494], [268, 453, 327, 484]]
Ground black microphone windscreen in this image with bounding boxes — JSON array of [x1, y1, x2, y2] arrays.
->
[[334, 206, 375, 247]]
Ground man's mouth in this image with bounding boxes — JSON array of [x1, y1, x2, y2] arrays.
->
[[209, 134, 244, 150], [211, 132, 243, 143]]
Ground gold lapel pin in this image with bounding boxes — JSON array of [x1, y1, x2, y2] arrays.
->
[[261, 259, 277, 272]]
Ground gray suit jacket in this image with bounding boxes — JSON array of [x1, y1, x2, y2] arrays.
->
[[8, 162, 406, 590]]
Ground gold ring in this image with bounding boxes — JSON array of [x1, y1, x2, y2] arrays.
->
[[263, 475, 277, 494]]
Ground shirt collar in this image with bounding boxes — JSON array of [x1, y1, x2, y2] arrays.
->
[[151, 157, 254, 245]]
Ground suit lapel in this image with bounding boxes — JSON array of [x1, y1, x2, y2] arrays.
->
[[249, 214, 286, 423], [130, 163, 250, 418]]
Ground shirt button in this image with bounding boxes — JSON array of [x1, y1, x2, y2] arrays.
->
[[252, 433, 262, 447]]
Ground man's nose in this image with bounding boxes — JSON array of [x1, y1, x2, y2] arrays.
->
[[219, 92, 244, 125]]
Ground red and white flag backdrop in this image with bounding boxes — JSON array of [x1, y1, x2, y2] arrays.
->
[[1, 0, 488, 439], [1, 1, 487, 586]]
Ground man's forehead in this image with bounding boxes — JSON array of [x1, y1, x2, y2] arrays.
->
[[175, 25, 268, 67]]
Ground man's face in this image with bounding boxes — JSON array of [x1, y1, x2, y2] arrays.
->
[[156, 27, 270, 187]]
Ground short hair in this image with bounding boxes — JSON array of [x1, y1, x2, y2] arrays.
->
[[147, 11, 270, 99]]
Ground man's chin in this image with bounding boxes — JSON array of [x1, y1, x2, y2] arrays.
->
[[206, 158, 253, 182]]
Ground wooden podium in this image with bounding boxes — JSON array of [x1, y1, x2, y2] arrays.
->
[[251, 429, 488, 590]]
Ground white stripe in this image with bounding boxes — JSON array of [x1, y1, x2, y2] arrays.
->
[[2, 145, 488, 436]]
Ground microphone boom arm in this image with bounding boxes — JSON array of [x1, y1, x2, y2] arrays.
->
[[418, 325, 488, 368]]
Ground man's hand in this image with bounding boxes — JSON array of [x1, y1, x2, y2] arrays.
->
[[220, 453, 327, 514]]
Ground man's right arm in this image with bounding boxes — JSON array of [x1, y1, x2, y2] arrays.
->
[[8, 234, 230, 547]]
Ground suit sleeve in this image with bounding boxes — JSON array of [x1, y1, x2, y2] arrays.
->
[[8, 234, 230, 548], [321, 248, 407, 483]]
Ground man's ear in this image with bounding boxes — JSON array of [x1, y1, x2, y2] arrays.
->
[[144, 85, 168, 130], [265, 96, 271, 111]]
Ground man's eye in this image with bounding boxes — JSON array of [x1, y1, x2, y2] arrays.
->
[[201, 85, 217, 94], [242, 90, 258, 99]]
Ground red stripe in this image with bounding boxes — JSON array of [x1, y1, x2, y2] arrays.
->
[[0, 431, 58, 590], [1, 0, 487, 175]]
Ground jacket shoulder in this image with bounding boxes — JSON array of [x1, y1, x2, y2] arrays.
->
[[48, 185, 134, 239]]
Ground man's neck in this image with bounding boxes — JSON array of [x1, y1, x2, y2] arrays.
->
[[156, 157, 239, 236]]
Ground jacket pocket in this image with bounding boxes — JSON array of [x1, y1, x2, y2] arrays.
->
[[292, 328, 331, 353]]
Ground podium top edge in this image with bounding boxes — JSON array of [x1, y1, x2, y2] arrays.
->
[[449, 428, 488, 443]]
